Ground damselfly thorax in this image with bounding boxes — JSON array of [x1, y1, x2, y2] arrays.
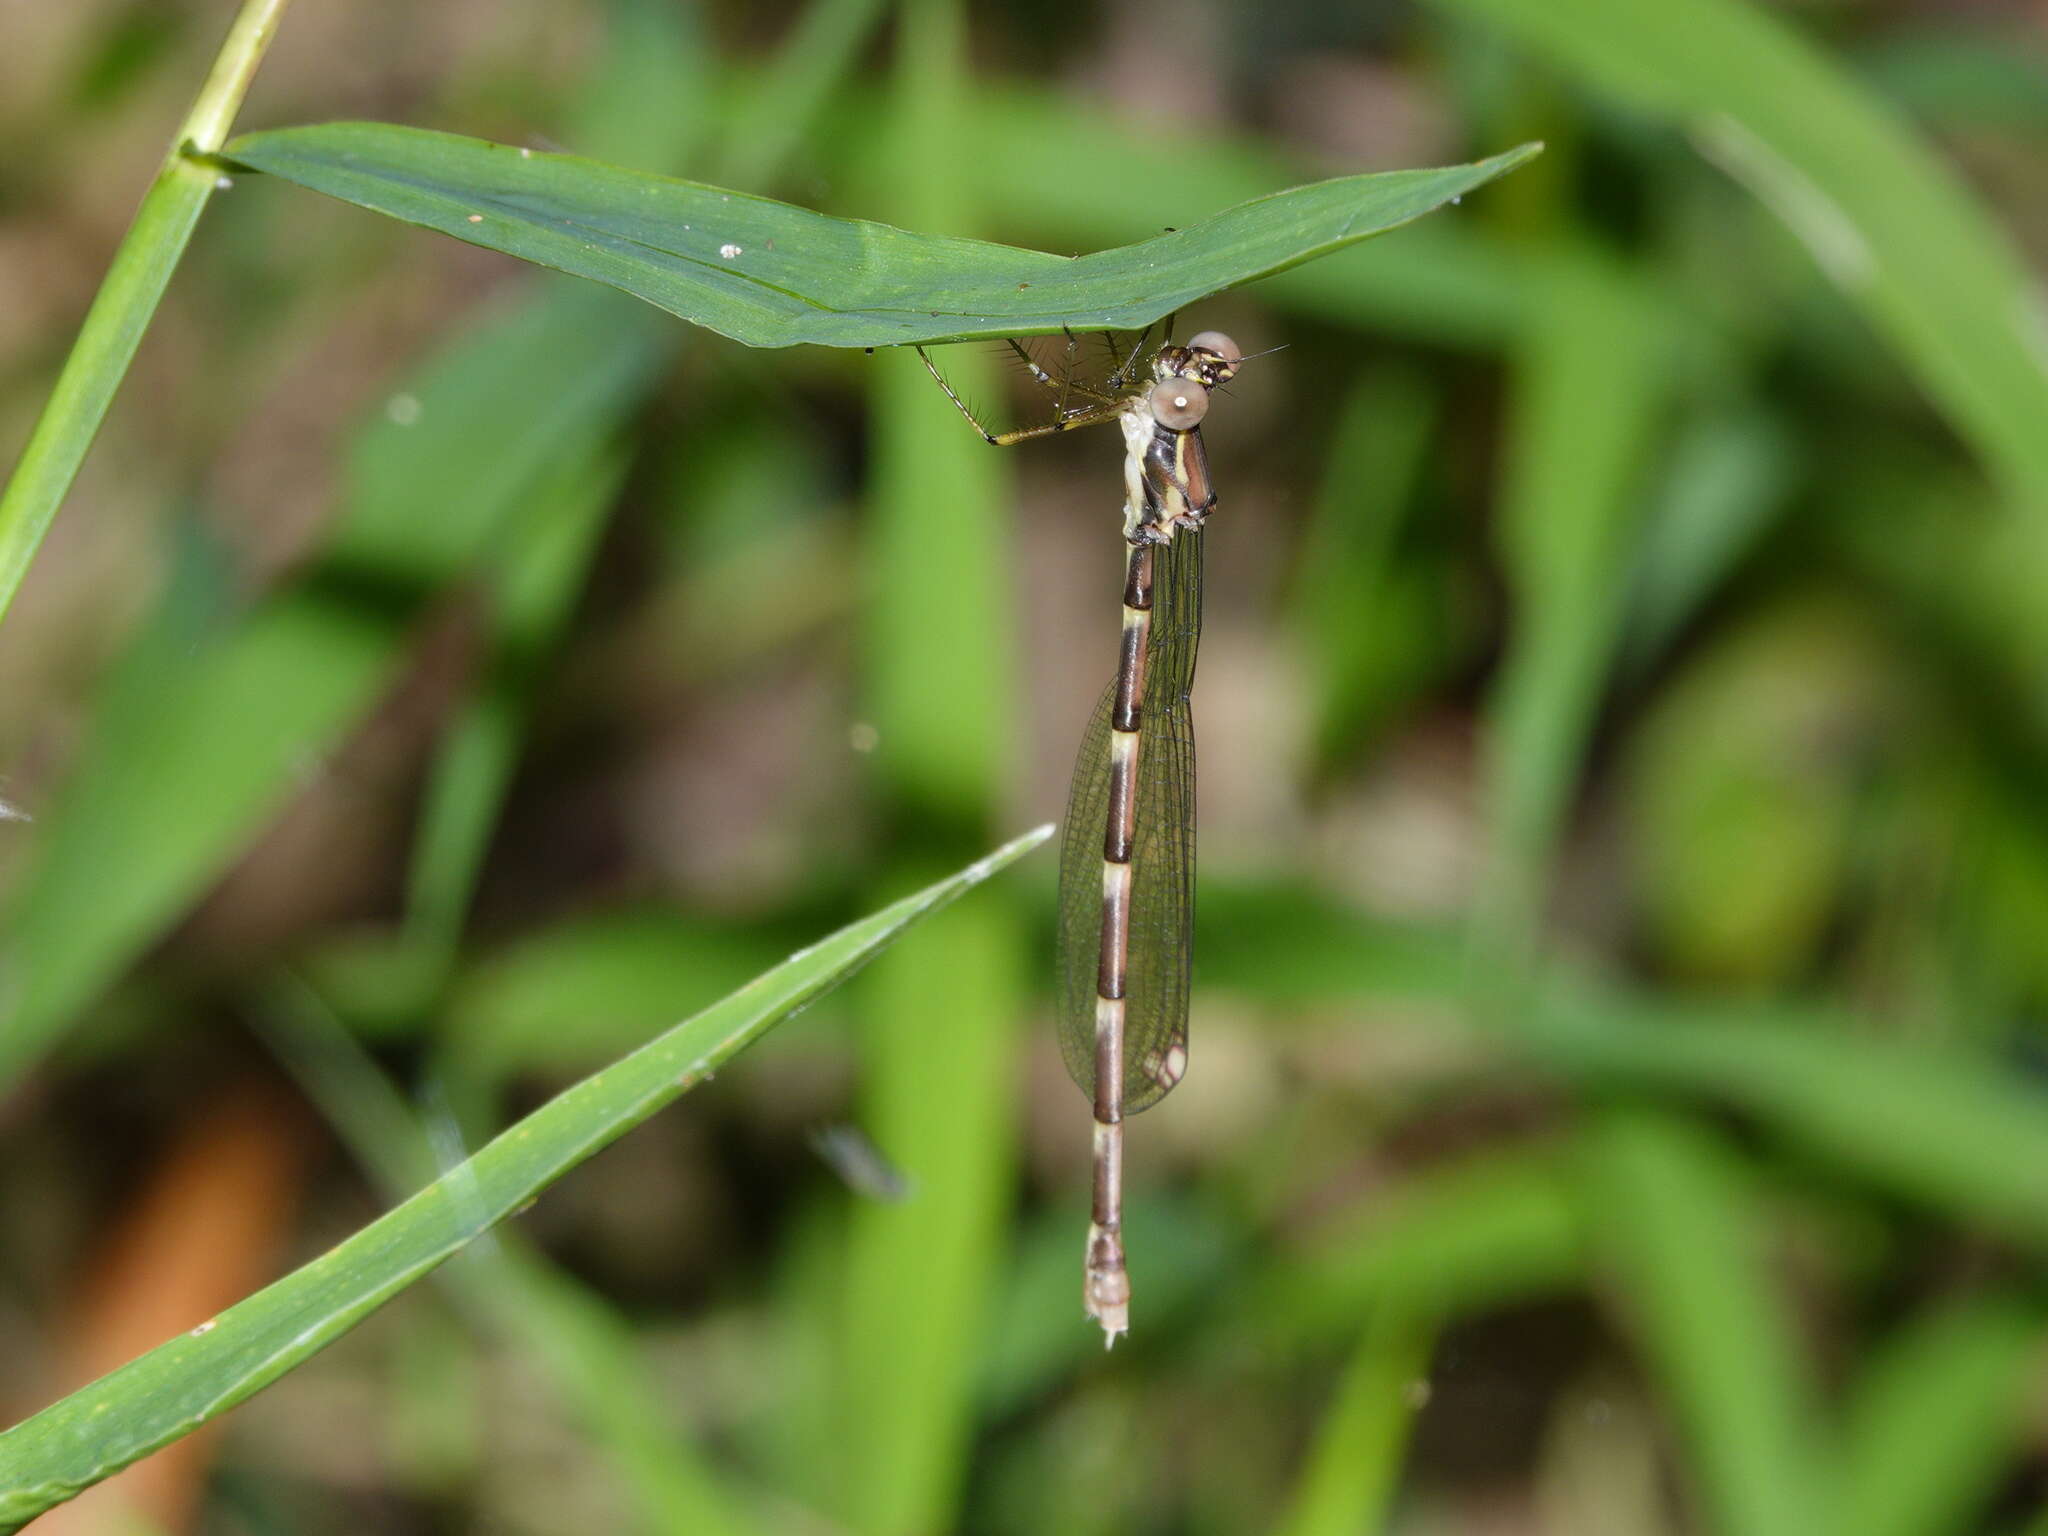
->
[[917, 326, 1245, 1344]]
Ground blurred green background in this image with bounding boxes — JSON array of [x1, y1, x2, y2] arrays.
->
[[6, 0, 2048, 1531]]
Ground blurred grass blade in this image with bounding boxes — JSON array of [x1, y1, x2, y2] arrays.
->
[[1622, 404, 1796, 674], [1289, 364, 1447, 773], [0, 282, 658, 1090], [1258, 1149, 1585, 1350], [403, 439, 627, 984], [1831, 1296, 2044, 1536], [0, 0, 288, 627], [831, 5, 1021, 1531], [218, 123, 1538, 349], [1273, 1301, 1437, 1536], [402, 0, 722, 1004], [1198, 880, 1467, 1004], [564, 0, 713, 170], [0, 577, 392, 1082], [441, 910, 788, 1079], [0, 826, 1050, 1530], [1585, 1111, 1820, 1536], [714, 0, 889, 189], [1481, 254, 1666, 951], [1537, 997, 2048, 1259], [1425, 0, 2048, 506]]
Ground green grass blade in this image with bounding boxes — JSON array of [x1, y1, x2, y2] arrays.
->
[[0, 827, 1049, 1530], [0, 163, 210, 624], [1622, 404, 1796, 675], [217, 123, 1538, 348], [1480, 254, 1667, 951], [1272, 1300, 1438, 1536], [0, 0, 288, 627], [1288, 364, 1447, 772], [1585, 1111, 1820, 1536], [1831, 1296, 2044, 1536], [1425, 0, 2048, 506]]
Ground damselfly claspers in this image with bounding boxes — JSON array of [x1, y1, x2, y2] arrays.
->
[[917, 327, 1245, 1344]]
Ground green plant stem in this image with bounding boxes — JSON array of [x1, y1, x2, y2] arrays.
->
[[0, 0, 290, 628]]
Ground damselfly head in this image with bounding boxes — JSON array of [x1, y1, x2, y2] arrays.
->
[[1155, 330, 1243, 391]]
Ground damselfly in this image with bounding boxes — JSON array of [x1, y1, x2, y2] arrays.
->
[[917, 326, 1245, 1344]]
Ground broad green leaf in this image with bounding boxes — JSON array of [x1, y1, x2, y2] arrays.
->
[[0, 826, 1050, 1530], [216, 122, 1540, 349], [813, 83, 1535, 349]]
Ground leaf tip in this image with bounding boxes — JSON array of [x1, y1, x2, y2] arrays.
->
[[976, 822, 1056, 877]]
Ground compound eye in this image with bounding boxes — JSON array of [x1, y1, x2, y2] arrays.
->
[[1186, 330, 1242, 365], [1150, 378, 1209, 430]]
